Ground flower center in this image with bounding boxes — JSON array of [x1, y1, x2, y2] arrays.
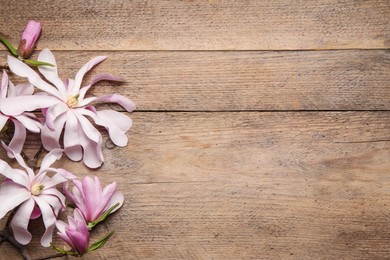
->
[[66, 94, 79, 108], [31, 183, 44, 196]]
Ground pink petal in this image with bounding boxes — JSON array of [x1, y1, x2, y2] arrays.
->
[[78, 108, 130, 146], [77, 126, 104, 169], [74, 111, 101, 143], [82, 176, 101, 221], [45, 102, 68, 131], [7, 119, 26, 157], [107, 191, 124, 214], [79, 94, 136, 112], [57, 227, 75, 250], [1, 141, 34, 179], [0, 114, 9, 131], [13, 114, 41, 133], [11, 198, 35, 245], [14, 83, 34, 97], [69, 56, 107, 96], [97, 110, 132, 132], [38, 49, 67, 98], [30, 204, 41, 219], [96, 110, 132, 146], [0, 156, 29, 187], [0, 182, 31, 218], [7, 80, 16, 97], [41, 113, 66, 151], [33, 196, 58, 247], [42, 188, 66, 210], [65, 225, 89, 254], [64, 181, 86, 215], [1, 95, 60, 116], [78, 73, 122, 101], [56, 220, 67, 234], [1, 70, 8, 98], [39, 148, 63, 172], [39, 194, 64, 216], [7, 56, 62, 99], [40, 174, 67, 190], [64, 111, 82, 161], [101, 181, 117, 205], [42, 168, 77, 181], [73, 208, 85, 223]]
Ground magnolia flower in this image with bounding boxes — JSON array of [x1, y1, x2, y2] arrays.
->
[[0, 146, 75, 246], [56, 208, 89, 255], [4, 48, 136, 168], [64, 176, 123, 226], [17, 20, 42, 59], [0, 70, 42, 158]]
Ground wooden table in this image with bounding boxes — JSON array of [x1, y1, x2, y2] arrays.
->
[[0, 1, 389, 259]]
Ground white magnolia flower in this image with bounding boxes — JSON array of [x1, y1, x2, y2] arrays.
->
[[4, 49, 136, 168]]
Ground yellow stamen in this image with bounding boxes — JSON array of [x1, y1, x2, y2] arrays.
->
[[31, 183, 44, 196], [66, 94, 79, 108]]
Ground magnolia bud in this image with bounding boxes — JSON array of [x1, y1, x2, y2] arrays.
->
[[17, 20, 42, 59]]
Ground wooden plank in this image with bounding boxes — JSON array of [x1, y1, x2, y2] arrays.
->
[[1, 112, 389, 259], [3, 50, 390, 111], [0, 0, 389, 51]]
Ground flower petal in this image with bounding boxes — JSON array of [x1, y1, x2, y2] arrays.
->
[[78, 73, 121, 101], [108, 191, 124, 214], [7, 119, 26, 157], [81, 176, 102, 221], [74, 111, 101, 143], [7, 55, 62, 99], [1, 70, 8, 98], [39, 148, 63, 172], [45, 102, 68, 131], [0, 182, 30, 218], [13, 114, 41, 133], [1, 95, 60, 116], [64, 111, 82, 161], [78, 108, 131, 147], [79, 94, 136, 112], [14, 83, 34, 97], [33, 196, 58, 247], [69, 56, 107, 96], [38, 49, 67, 98], [41, 188, 66, 210], [41, 113, 66, 151], [0, 114, 9, 131], [11, 198, 35, 245], [1, 141, 34, 180], [78, 126, 104, 169], [97, 110, 132, 146]]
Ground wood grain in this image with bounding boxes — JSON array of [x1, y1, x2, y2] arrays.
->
[[0, 0, 389, 51], [4, 50, 390, 111], [1, 111, 389, 259]]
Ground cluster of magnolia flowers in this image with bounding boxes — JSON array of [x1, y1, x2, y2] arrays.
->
[[0, 21, 135, 256]]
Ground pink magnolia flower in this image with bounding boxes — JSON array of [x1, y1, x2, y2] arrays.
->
[[5, 48, 136, 168], [56, 208, 89, 255], [17, 20, 42, 59], [64, 176, 124, 224], [0, 70, 42, 158], [0, 146, 75, 246]]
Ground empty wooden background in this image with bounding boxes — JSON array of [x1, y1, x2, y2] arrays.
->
[[0, 0, 389, 259]]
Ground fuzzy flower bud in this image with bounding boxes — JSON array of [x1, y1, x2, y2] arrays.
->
[[17, 20, 42, 59]]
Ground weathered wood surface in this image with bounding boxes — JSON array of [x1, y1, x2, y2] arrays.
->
[[0, 0, 389, 50], [4, 50, 390, 111], [0, 0, 389, 259], [1, 112, 390, 259]]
